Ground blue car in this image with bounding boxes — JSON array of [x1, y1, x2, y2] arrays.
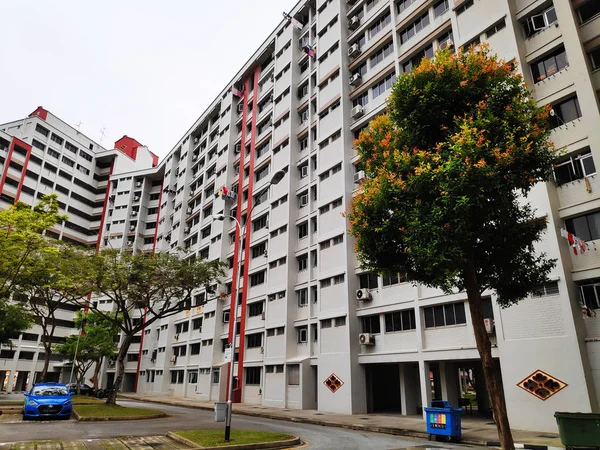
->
[[23, 382, 73, 420]]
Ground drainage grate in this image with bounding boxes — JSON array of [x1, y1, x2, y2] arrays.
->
[[537, 434, 558, 439], [314, 413, 325, 415], [358, 418, 370, 420]]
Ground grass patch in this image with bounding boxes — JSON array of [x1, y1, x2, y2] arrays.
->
[[75, 404, 164, 419], [173, 430, 294, 448], [72, 395, 103, 405]]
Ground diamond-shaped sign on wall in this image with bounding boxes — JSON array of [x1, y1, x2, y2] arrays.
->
[[324, 373, 344, 393], [517, 369, 567, 401]]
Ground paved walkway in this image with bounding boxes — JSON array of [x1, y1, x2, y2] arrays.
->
[[0, 436, 189, 450], [118, 393, 563, 448]]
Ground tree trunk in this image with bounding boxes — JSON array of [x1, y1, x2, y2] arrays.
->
[[106, 335, 132, 406], [464, 260, 515, 450], [93, 358, 102, 392], [40, 342, 51, 382]]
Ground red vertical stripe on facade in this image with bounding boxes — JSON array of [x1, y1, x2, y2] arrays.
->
[[95, 161, 115, 252], [236, 66, 261, 400], [14, 140, 33, 202], [0, 139, 17, 199], [226, 78, 251, 401]]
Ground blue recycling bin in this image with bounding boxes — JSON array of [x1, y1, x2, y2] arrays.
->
[[424, 400, 463, 441]]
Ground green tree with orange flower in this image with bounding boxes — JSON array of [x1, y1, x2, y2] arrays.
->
[[348, 46, 556, 450]]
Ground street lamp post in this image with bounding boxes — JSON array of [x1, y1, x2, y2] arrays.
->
[[68, 308, 86, 385], [213, 168, 287, 442]]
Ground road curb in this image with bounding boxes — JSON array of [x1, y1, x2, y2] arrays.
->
[[166, 431, 300, 450], [120, 395, 556, 449], [73, 409, 168, 422]]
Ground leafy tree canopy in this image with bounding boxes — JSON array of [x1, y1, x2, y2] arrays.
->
[[349, 46, 556, 306]]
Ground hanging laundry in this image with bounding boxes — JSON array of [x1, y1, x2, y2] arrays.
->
[[217, 186, 237, 202], [231, 87, 244, 98], [283, 12, 304, 30], [579, 237, 587, 254], [303, 45, 316, 58], [559, 227, 591, 255]]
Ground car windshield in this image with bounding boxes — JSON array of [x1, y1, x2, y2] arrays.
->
[[31, 386, 68, 396]]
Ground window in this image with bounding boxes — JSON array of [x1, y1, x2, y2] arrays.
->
[[400, 12, 430, 44], [50, 133, 64, 146], [531, 46, 568, 83], [370, 42, 394, 67], [554, 149, 596, 185], [368, 13, 391, 40], [385, 309, 416, 332], [190, 343, 201, 355], [578, 1, 600, 24], [192, 317, 203, 330], [297, 288, 308, 306], [188, 371, 198, 384], [433, 0, 449, 17], [61, 156, 75, 167], [485, 19, 506, 38], [550, 96, 582, 128], [246, 367, 261, 385], [360, 272, 379, 290], [253, 214, 268, 232], [297, 326, 308, 343], [382, 272, 400, 286], [566, 211, 600, 242], [213, 368, 220, 384], [333, 274, 344, 285], [321, 319, 332, 329], [335, 316, 346, 327], [248, 302, 264, 317], [362, 315, 381, 334], [35, 124, 49, 137], [579, 281, 600, 310], [298, 221, 308, 239], [247, 333, 263, 348], [250, 270, 266, 286], [456, 0, 474, 15], [297, 254, 308, 271], [523, 6, 557, 38], [532, 281, 559, 297], [287, 365, 300, 385], [423, 302, 466, 328], [372, 73, 396, 99], [47, 148, 60, 159], [255, 164, 270, 182], [397, 0, 418, 14], [251, 241, 267, 259]]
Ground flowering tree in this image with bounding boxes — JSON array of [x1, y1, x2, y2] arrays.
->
[[348, 47, 556, 450]]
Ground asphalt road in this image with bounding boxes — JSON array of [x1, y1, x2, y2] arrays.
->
[[0, 400, 475, 450]]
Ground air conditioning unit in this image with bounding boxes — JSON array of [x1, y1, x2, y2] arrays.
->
[[265, 219, 269, 229], [192, 154, 198, 161], [263, 249, 268, 258], [349, 16, 360, 30], [300, 194, 308, 207], [184, 227, 191, 234], [351, 105, 364, 119], [260, 346, 264, 354], [349, 73, 362, 86], [186, 207, 193, 214], [484, 318, 495, 334], [261, 312, 266, 320], [170, 355, 177, 364], [129, 225, 136, 231], [234, 144, 241, 154], [301, 165, 309, 178], [136, 181, 143, 188], [237, 103, 244, 113], [190, 190, 196, 197], [359, 333, 375, 346], [356, 288, 372, 301], [354, 170, 365, 183], [301, 110, 309, 122], [134, 196, 140, 202], [348, 43, 361, 58], [193, 137, 199, 144], [131, 211, 138, 216], [127, 240, 134, 247], [174, 334, 179, 341]]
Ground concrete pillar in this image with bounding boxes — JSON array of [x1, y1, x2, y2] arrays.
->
[[400, 363, 420, 415], [474, 365, 490, 413], [419, 360, 432, 418], [439, 362, 460, 407]]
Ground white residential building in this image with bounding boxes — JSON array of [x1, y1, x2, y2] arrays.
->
[[2, 0, 600, 433]]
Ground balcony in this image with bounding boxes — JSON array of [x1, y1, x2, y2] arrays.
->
[[557, 175, 600, 218], [523, 23, 561, 59], [550, 119, 588, 152], [531, 66, 575, 104], [579, 13, 600, 44]]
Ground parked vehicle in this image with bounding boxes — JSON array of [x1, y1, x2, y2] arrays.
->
[[23, 382, 73, 420], [66, 383, 94, 396]]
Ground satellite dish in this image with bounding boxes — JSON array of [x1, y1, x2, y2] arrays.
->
[[549, 109, 556, 117]]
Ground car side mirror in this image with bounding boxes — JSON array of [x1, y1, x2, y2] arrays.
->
[[24, 392, 29, 397], [70, 391, 75, 396]]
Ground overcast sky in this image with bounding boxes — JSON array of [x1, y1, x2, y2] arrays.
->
[[0, 0, 297, 157]]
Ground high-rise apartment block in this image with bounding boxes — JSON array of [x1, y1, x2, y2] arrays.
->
[[2, 0, 600, 433]]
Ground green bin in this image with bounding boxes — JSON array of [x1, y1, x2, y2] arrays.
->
[[554, 411, 600, 449]]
